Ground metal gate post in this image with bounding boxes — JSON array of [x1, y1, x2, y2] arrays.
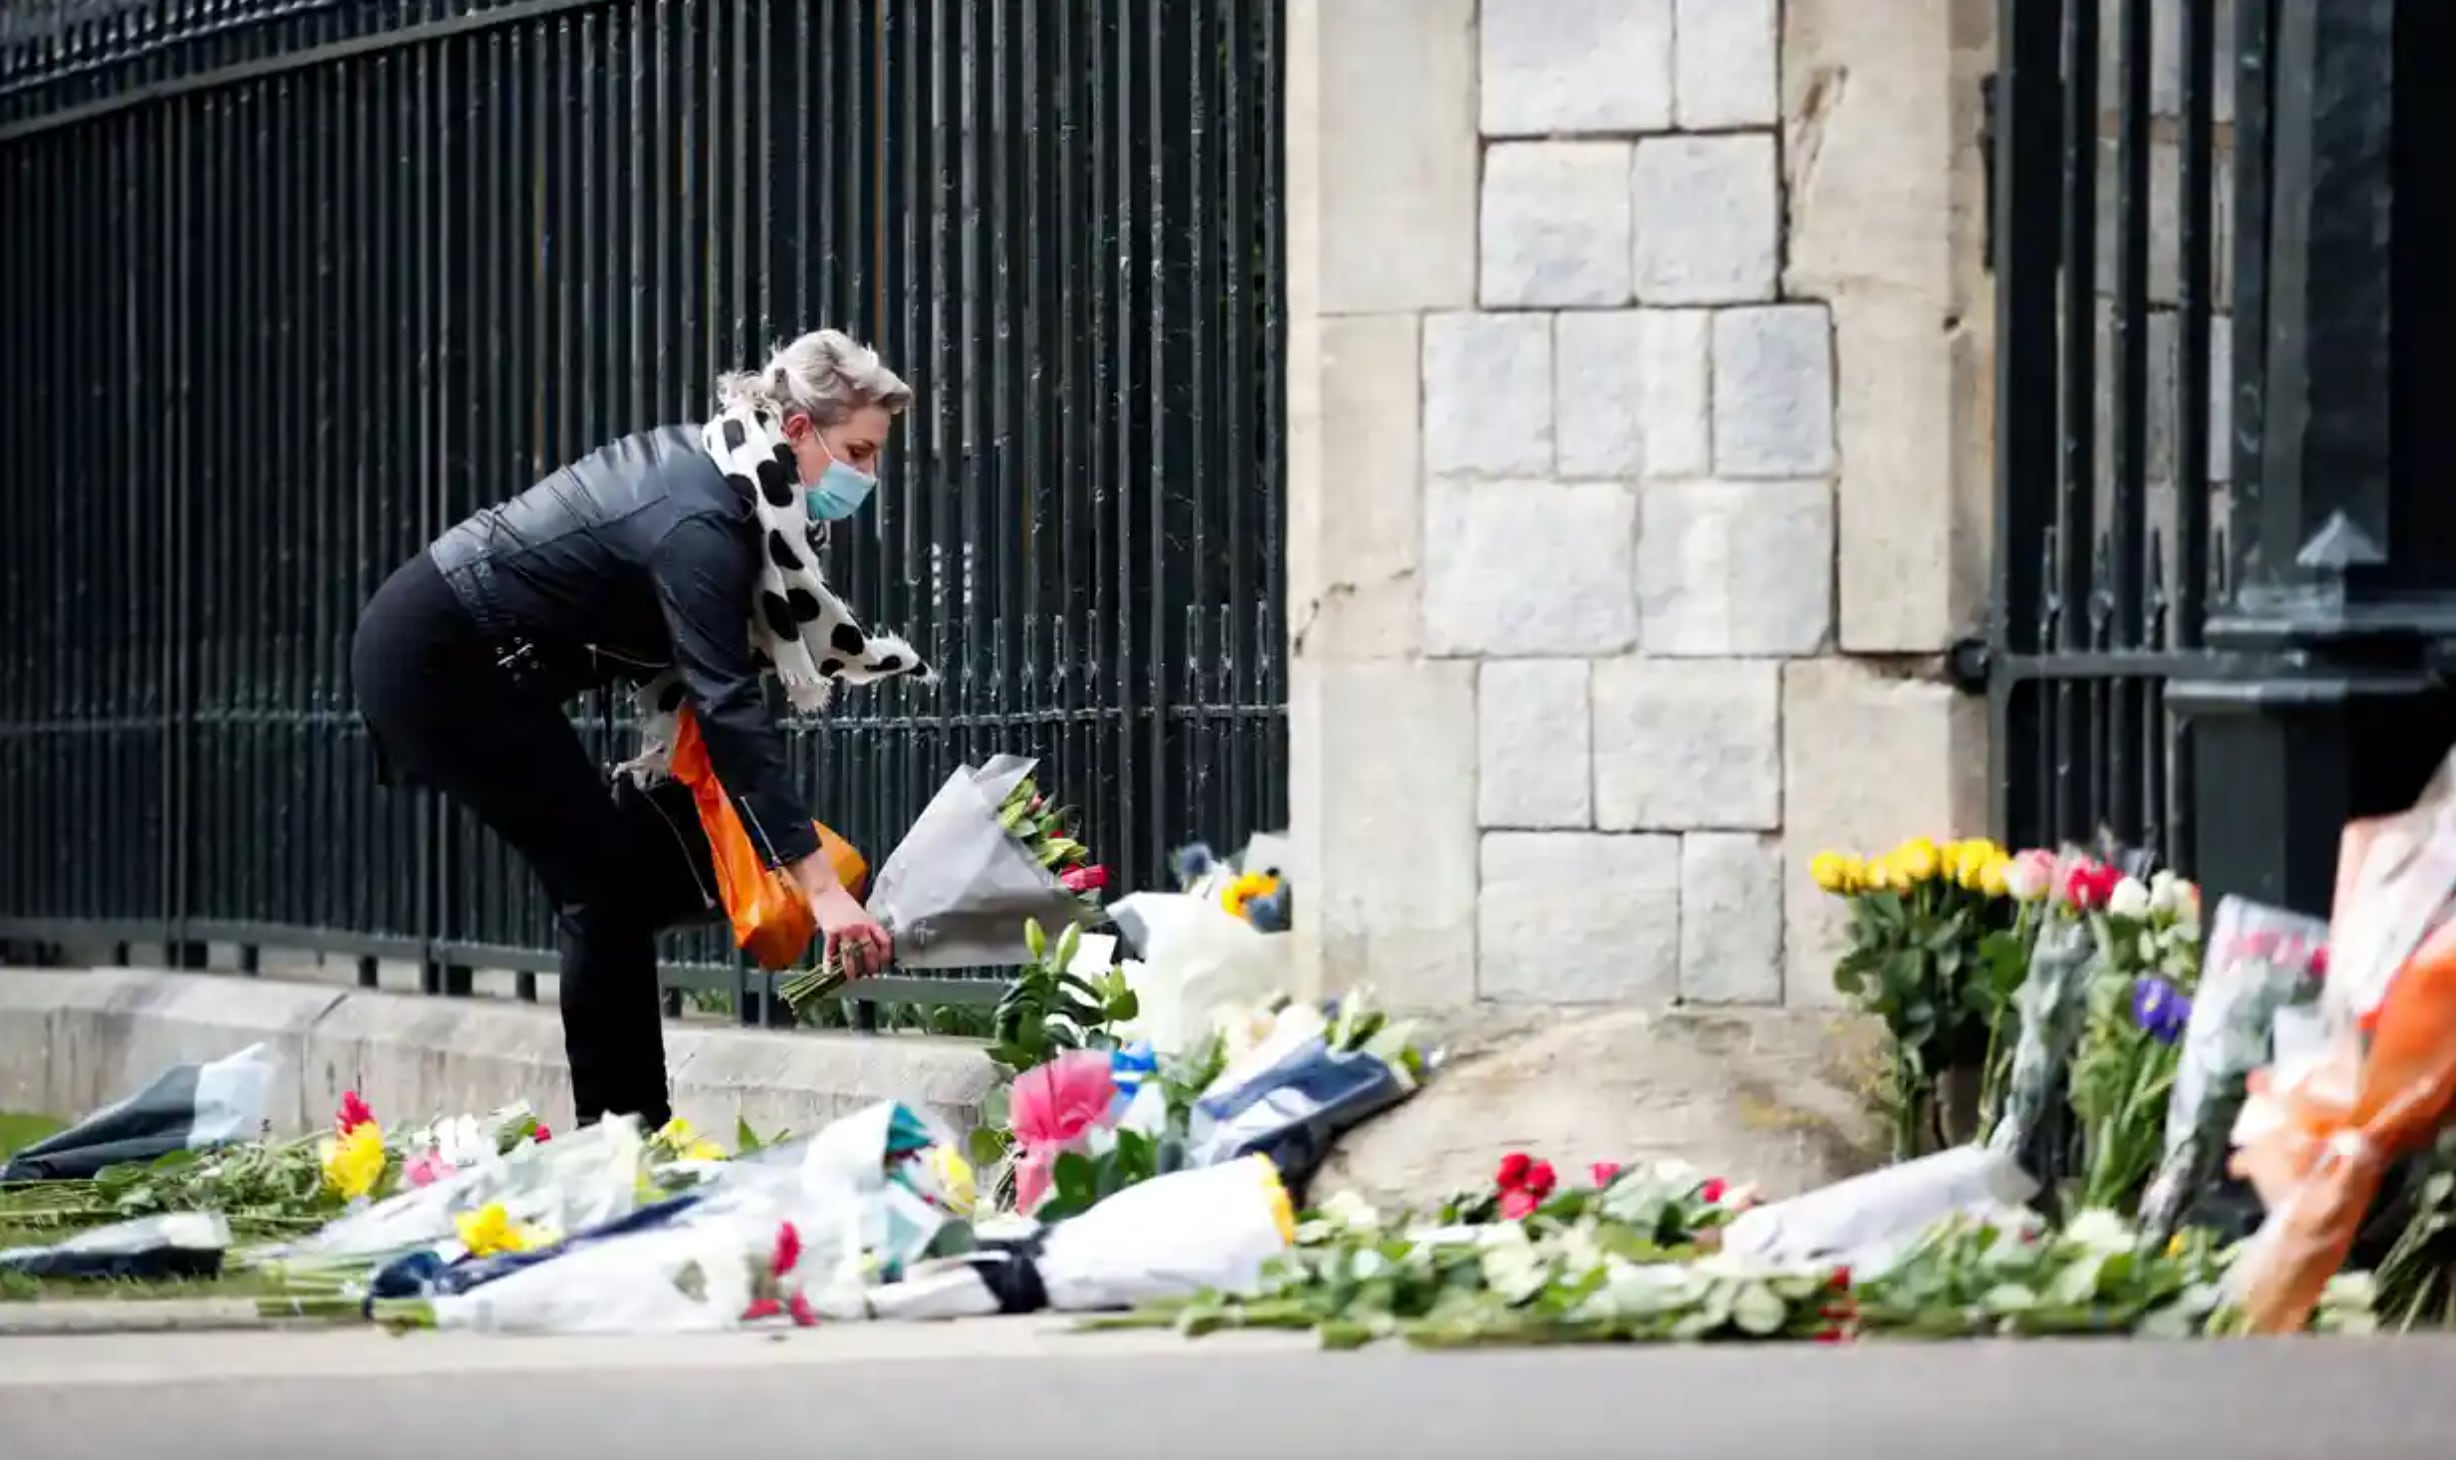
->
[[2168, 0, 2456, 916]]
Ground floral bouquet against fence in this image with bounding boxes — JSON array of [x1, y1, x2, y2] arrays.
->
[[1815, 837, 2025, 1157], [1987, 849, 2119, 1185], [2136, 896, 2326, 1238], [781, 756, 1108, 1012], [2066, 867, 2204, 1214]]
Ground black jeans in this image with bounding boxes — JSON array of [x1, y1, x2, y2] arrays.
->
[[350, 552, 715, 1130]]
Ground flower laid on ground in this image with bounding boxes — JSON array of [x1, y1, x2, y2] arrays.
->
[[318, 1119, 388, 1203], [454, 1201, 550, 1258], [2066, 863, 2206, 1214], [1495, 1152, 1558, 1220], [402, 1150, 455, 1189], [1009, 1049, 1119, 1213], [650, 1118, 725, 1164]]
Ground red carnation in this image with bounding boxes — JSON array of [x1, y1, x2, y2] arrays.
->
[[1059, 864, 1110, 894], [335, 1091, 376, 1134], [1699, 1177, 1728, 1204], [1589, 1161, 1623, 1188], [772, 1222, 803, 1277], [1496, 1151, 1533, 1188]]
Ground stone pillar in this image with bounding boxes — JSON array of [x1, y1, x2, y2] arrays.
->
[[1286, 0, 1992, 1020]]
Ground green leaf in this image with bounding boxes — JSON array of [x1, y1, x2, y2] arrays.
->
[[968, 1126, 1012, 1167], [1730, 1281, 1788, 1336], [735, 1115, 763, 1156]]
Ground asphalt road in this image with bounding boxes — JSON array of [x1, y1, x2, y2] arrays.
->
[[4, 1320, 2454, 1460]]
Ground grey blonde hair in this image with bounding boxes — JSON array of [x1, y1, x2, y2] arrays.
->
[[713, 328, 913, 425]]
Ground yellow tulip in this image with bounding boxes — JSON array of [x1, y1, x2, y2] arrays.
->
[[1894, 838, 1940, 883], [1809, 851, 1852, 893], [1840, 855, 1868, 892], [455, 1201, 545, 1258], [1863, 855, 1896, 893]]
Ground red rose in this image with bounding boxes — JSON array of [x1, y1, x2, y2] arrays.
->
[[787, 1292, 818, 1328], [1699, 1177, 1728, 1204], [1588, 1161, 1623, 1188], [1059, 864, 1110, 894], [772, 1221, 803, 1277], [2308, 943, 2330, 979], [1524, 1160, 1557, 1199], [1813, 1328, 1850, 1345], [1498, 1187, 1542, 1221], [532, 1124, 552, 1144], [742, 1297, 784, 1322], [1496, 1152, 1534, 1188]]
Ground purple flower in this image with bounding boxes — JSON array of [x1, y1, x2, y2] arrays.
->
[[2131, 976, 2191, 1045]]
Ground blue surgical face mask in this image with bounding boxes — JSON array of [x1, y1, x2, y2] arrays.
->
[[802, 438, 877, 521]]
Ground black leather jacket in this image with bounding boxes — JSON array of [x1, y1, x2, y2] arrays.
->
[[427, 426, 819, 869]]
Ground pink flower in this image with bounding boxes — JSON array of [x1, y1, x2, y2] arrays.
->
[[1699, 1177, 1728, 1204], [532, 1124, 552, 1144], [1009, 1051, 1119, 1212], [1058, 864, 1109, 894], [1588, 1161, 1623, 1188], [787, 1292, 818, 1327], [403, 1150, 453, 1188], [335, 1091, 376, 1134], [1498, 1187, 1542, 1221]]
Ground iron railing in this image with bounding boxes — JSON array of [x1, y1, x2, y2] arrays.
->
[[0, 0, 1290, 1024]]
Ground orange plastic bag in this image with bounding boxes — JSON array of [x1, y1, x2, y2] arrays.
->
[[668, 706, 867, 972]]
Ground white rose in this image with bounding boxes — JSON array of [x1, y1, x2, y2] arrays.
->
[[2148, 870, 2181, 915], [2108, 876, 2151, 920]]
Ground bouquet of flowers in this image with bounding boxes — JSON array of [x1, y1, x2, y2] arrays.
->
[[1815, 837, 2025, 1156], [2225, 754, 2456, 1332], [1988, 850, 2121, 1186], [781, 756, 1107, 1011], [2066, 868, 2204, 1213], [2136, 897, 2326, 1237]]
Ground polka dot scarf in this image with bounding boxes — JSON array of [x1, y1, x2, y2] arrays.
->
[[617, 403, 930, 787]]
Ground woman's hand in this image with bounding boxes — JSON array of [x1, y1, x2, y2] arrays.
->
[[806, 878, 892, 978]]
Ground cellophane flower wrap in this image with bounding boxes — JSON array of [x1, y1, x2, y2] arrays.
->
[[2066, 868, 2204, 1214], [2136, 896, 2327, 1238], [1987, 851, 2118, 1180], [2224, 753, 2456, 1333]]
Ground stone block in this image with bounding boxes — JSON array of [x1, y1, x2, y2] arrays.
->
[[1313, 1006, 1888, 1205], [668, 1029, 1004, 1143], [1423, 311, 1553, 478], [1554, 311, 1642, 481], [1639, 309, 1713, 477], [1554, 310, 1713, 481], [1680, 833, 1785, 1005], [50, 970, 345, 1135], [1638, 479, 1834, 656], [1675, 0, 1780, 128], [1478, 832, 1680, 1004], [1479, 0, 1674, 136], [300, 989, 587, 1134], [1481, 141, 1636, 309], [1781, 658, 1987, 1007], [1632, 134, 1780, 305], [1830, 290, 1965, 652], [1781, 0, 1962, 303], [1312, 0, 1479, 313], [1290, 657, 1481, 1010], [1423, 479, 1637, 657], [1292, 314, 1423, 659], [1591, 657, 1781, 831], [1478, 659, 1593, 829], [1713, 305, 1836, 477]]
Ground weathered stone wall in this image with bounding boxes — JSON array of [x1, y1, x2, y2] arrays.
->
[[1286, 0, 1995, 1017]]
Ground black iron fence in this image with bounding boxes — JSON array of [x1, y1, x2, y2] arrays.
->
[[1977, 0, 2456, 914], [0, 0, 1289, 1021]]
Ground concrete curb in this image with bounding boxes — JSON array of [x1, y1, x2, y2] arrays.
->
[[0, 968, 1005, 1140], [0, 1297, 273, 1336]]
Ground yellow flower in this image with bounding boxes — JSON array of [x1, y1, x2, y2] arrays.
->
[[318, 1122, 387, 1202], [654, 1117, 726, 1163], [455, 1202, 546, 1258], [928, 1145, 978, 1218], [1809, 851, 1853, 893], [1221, 871, 1281, 921], [1893, 838, 1940, 883], [1977, 853, 2011, 897], [1255, 1157, 1297, 1246], [2164, 1231, 2189, 1260]]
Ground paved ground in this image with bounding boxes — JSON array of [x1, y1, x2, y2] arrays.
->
[[4, 1321, 2455, 1459]]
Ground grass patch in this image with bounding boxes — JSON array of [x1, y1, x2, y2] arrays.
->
[[0, 1111, 279, 1305]]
